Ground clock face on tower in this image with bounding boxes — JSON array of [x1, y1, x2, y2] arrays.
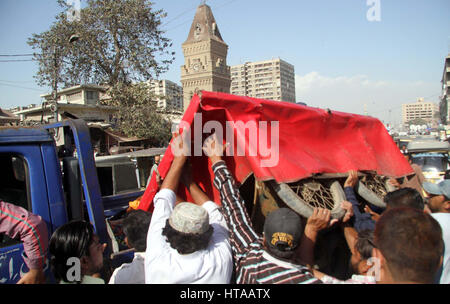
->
[[193, 63, 199, 71]]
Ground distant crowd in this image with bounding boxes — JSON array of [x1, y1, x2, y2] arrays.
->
[[1, 133, 449, 284]]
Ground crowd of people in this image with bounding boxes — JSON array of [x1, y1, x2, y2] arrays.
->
[[1, 132, 449, 285]]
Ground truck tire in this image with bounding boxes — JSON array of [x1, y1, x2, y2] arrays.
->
[[329, 181, 346, 220], [268, 180, 346, 220], [356, 181, 387, 208]]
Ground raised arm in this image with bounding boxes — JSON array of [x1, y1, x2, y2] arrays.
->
[[295, 203, 354, 267], [160, 131, 188, 193], [343, 170, 375, 232], [295, 208, 333, 266], [147, 131, 189, 262], [203, 134, 260, 257], [0, 201, 48, 284]]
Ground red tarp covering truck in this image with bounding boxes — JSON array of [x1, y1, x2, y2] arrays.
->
[[138, 91, 413, 214]]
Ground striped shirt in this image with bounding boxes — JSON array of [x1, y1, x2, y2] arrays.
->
[[0, 200, 48, 269], [212, 161, 321, 284]]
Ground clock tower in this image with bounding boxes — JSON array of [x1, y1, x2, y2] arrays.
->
[[181, 4, 231, 111]]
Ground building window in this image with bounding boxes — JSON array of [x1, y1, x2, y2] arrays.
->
[[86, 91, 99, 100]]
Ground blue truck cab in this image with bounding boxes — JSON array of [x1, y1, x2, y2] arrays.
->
[[0, 119, 144, 283]]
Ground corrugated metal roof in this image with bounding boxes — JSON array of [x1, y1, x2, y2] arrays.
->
[[120, 147, 167, 157], [103, 129, 144, 142]]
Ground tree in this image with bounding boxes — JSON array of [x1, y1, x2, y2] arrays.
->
[[439, 100, 447, 125], [28, 0, 175, 144], [434, 107, 443, 125], [407, 118, 428, 126], [108, 82, 172, 147], [28, 0, 174, 87]]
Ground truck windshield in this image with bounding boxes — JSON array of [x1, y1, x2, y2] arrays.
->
[[411, 153, 448, 172]]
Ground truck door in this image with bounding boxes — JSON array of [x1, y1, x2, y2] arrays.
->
[[0, 147, 52, 284]]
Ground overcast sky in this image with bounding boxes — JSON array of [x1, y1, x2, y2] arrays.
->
[[1, 0, 449, 125]]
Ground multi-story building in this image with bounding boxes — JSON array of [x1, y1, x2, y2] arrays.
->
[[12, 83, 181, 151], [230, 58, 296, 103], [439, 54, 450, 125], [181, 3, 231, 111], [0, 108, 19, 126], [147, 79, 183, 111], [14, 84, 115, 124], [12, 84, 117, 146], [402, 98, 439, 125]]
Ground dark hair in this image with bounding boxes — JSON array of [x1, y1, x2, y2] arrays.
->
[[355, 229, 375, 260], [49, 220, 95, 283], [375, 207, 443, 283], [384, 188, 424, 211], [122, 210, 152, 252], [161, 219, 213, 254]]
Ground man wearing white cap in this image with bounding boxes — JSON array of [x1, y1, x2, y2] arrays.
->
[[422, 180, 450, 284], [144, 131, 232, 284]]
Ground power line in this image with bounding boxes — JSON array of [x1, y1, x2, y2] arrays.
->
[[0, 81, 45, 92], [0, 57, 68, 63], [0, 54, 33, 57], [0, 79, 35, 84], [161, 5, 198, 27], [163, 0, 238, 32], [164, 19, 192, 32], [214, 0, 238, 10], [162, 0, 237, 26], [0, 59, 34, 62]]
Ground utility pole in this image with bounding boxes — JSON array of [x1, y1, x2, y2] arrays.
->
[[50, 34, 79, 123], [52, 42, 59, 122]]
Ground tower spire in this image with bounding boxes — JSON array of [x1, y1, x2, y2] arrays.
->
[[183, 3, 224, 44], [181, 3, 231, 111]]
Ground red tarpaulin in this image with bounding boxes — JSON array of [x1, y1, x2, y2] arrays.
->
[[138, 91, 413, 212]]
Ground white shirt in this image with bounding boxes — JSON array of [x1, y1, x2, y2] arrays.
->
[[145, 188, 232, 284], [431, 213, 450, 284], [320, 274, 376, 284], [108, 252, 146, 284]]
